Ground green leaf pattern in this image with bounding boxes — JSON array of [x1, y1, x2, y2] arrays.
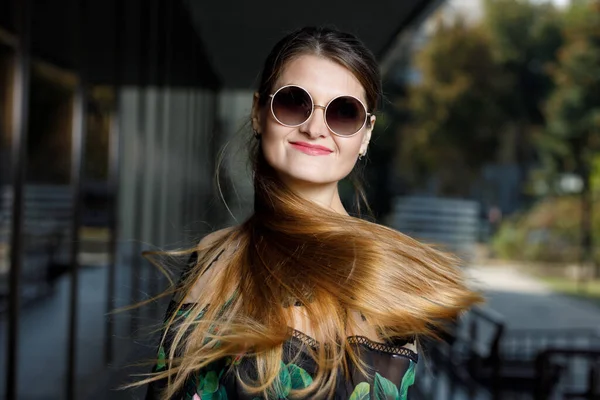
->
[[347, 363, 417, 400], [349, 381, 370, 400], [273, 361, 292, 398], [399, 360, 417, 400], [156, 345, 166, 370], [164, 303, 416, 400], [188, 361, 416, 399], [196, 371, 205, 392], [269, 360, 315, 398], [176, 308, 191, 318], [194, 361, 314, 400], [191, 369, 228, 400], [288, 363, 313, 389], [181, 358, 416, 399], [373, 372, 399, 399], [203, 370, 219, 394]]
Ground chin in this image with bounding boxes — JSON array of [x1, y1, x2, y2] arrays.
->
[[278, 167, 345, 187], [263, 153, 352, 186]]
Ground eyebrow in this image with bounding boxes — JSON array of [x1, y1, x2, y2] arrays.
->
[[274, 83, 367, 104]]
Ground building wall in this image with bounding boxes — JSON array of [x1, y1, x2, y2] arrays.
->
[[117, 87, 218, 260]]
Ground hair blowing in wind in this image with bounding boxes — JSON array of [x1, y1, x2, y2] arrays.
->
[[135, 27, 483, 399]]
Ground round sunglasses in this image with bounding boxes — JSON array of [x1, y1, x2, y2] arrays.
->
[[268, 85, 371, 137]]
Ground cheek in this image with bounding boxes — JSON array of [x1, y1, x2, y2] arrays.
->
[[260, 109, 287, 140], [332, 136, 363, 177], [334, 135, 363, 159], [260, 123, 289, 162]]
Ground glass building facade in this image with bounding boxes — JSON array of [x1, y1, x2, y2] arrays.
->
[[0, 1, 225, 399]]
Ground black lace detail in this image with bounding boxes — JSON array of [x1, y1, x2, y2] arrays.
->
[[347, 336, 418, 362], [291, 329, 320, 348], [290, 330, 418, 363]]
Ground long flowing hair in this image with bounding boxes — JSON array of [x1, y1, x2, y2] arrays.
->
[[137, 26, 482, 399]]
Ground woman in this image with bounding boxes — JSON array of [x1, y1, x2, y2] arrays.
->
[[142, 26, 481, 400]]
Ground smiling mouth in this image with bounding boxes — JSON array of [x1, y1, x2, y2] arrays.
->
[[289, 141, 333, 156]]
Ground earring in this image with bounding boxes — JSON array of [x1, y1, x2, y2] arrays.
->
[[358, 153, 364, 160]]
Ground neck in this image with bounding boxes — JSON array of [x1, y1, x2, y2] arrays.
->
[[281, 176, 348, 215]]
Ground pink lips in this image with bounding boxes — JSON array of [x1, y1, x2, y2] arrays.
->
[[289, 141, 333, 156]]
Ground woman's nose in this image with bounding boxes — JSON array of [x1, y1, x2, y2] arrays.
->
[[300, 105, 329, 138]]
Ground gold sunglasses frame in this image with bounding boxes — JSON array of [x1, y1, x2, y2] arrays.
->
[[268, 84, 372, 137]]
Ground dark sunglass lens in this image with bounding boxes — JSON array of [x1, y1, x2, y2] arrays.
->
[[272, 86, 312, 126], [326, 97, 366, 136]]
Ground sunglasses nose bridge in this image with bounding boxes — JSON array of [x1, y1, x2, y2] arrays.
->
[[311, 104, 327, 119], [303, 103, 326, 123], [301, 103, 330, 137]]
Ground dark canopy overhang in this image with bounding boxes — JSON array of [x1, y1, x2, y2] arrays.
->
[[0, 0, 434, 89], [186, 0, 436, 88]]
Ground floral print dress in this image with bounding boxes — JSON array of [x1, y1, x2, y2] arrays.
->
[[145, 301, 418, 400], [145, 251, 417, 399]]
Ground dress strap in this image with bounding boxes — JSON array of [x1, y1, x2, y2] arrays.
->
[[177, 248, 226, 289]]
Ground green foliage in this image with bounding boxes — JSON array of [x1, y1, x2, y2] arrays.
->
[[483, 0, 563, 122], [492, 195, 600, 263], [491, 218, 528, 259], [527, 0, 600, 265], [399, 0, 564, 196], [544, 0, 600, 170], [591, 155, 600, 192], [484, 0, 537, 63], [402, 18, 509, 195]]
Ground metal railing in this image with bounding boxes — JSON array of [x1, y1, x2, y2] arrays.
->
[[414, 307, 600, 400], [535, 349, 600, 399]]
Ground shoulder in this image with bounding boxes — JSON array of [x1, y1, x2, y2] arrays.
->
[[181, 227, 239, 304], [197, 226, 238, 249]]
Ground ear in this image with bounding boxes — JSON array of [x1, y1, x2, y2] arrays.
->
[[251, 92, 262, 134], [359, 115, 375, 155]]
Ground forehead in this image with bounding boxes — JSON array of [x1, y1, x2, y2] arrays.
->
[[275, 54, 366, 104]]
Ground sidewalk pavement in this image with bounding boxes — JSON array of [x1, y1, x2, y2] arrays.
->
[[467, 264, 600, 331]]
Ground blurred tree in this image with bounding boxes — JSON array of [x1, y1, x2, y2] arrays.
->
[[591, 155, 600, 193], [397, 0, 564, 200], [483, 0, 564, 202], [544, 0, 600, 276], [401, 18, 509, 196], [483, 0, 562, 125]]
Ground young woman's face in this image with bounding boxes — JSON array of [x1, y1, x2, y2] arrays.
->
[[252, 54, 375, 187]]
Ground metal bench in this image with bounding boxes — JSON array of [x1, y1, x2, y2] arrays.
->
[[387, 196, 481, 264]]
